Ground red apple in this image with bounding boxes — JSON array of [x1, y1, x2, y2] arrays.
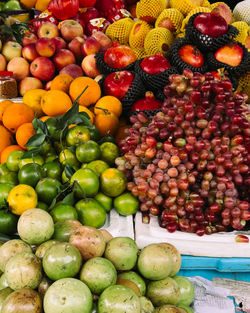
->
[[81, 54, 101, 78], [103, 70, 134, 99], [37, 22, 59, 39], [104, 43, 136, 68], [82, 8, 99, 25], [214, 43, 243, 67], [7, 57, 30, 81], [35, 38, 56, 57], [81, 36, 101, 56], [22, 32, 38, 46], [68, 36, 85, 60], [193, 12, 228, 37], [22, 43, 39, 62], [140, 53, 171, 74], [92, 31, 112, 52], [30, 56, 55, 81], [51, 37, 67, 52], [178, 45, 204, 67], [53, 49, 76, 70], [60, 20, 84, 42], [59, 64, 83, 78], [19, 77, 43, 96], [79, 0, 96, 7]]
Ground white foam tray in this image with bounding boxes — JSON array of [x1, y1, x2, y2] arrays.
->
[[135, 212, 250, 258], [101, 210, 134, 240]]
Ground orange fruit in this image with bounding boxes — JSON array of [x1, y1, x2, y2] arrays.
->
[[39, 115, 51, 122], [20, 0, 36, 9], [50, 74, 74, 93], [94, 96, 122, 117], [1, 145, 24, 164], [79, 106, 95, 124], [16, 123, 35, 150], [41, 90, 72, 116], [23, 89, 46, 118], [0, 100, 13, 122], [94, 112, 119, 137], [0, 125, 14, 156], [2, 102, 35, 133], [69, 77, 101, 107], [35, 0, 50, 11]]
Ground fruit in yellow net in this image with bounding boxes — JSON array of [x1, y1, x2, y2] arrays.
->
[[180, 6, 212, 32], [136, 0, 166, 23], [41, 90, 72, 116], [94, 96, 122, 117], [0, 125, 14, 155], [170, 0, 204, 16], [155, 9, 184, 34], [131, 47, 148, 60], [69, 76, 101, 107], [50, 74, 74, 93], [95, 112, 119, 137], [237, 71, 250, 99], [22, 89, 46, 118], [232, 21, 250, 45], [8, 184, 38, 215], [129, 20, 152, 49], [2, 103, 35, 133], [16, 123, 35, 150], [144, 27, 174, 57], [105, 18, 135, 45]]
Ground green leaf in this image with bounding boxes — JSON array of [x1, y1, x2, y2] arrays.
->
[[32, 117, 48, 135], [62, 192, 75, 205], [64, 164, 76, 180], [21, 147, 42, 159], [25, 133, 46, 147]]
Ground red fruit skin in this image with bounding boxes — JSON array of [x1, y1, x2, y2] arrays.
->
[[193, 12, 228, 37], [79, 0, 96, 7], [81, 7, 99, 25], [140, 53, 171, 74], [103, 70, 134, 99], [235, 235, 249, 243], [178, 45, 204, 67], [131, 92, 162, 111], [95, 0, 126, 17], [85, 18, 110, 36], [104, 44, 137, 68], [214, 44, 243, 67]]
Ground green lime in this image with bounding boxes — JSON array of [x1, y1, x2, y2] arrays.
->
[[0, 172, 18, 185], [100, 168, 126, 197], [66, 125, 90, 146], [114, 192, 139, 216], [59, 149, 80, 167], [0, 183, 14, 208], [70, 168, 99, 198], [0, 210, 18, 235], [6, 150, 24, 172], [100, 142, 119, 165], [88, 126, 101, 142], [42, 162, 62, 180], [19, 155, 44, 169], [76, 140, 101, 163], [61, 165, 79, 184], [94, 192, 112, 212], [37, 201, 49, 211], [86, 160, 109, 177], [35, 178, 61, 205], [0, 164, 9, 176], [18, 163, 43, 187], [46, 118, 61, 141], [50, 204, 78, 223]]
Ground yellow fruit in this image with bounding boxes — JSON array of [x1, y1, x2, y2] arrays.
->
[[170, 0, 204, 16], [50, 74, 74, 93], [20, 0, 36, 9], [136, 0, 166, 23], [8, 184, 38, 215], [129, 20, 152, 49], [23, 89, 46, 118], [79, 106, 95, 124], [105, 18, 135, 45], [94, 96, 122, 117], [180, 6, 212, 32], [35, 0, 50, 11], [144, 27, 174, 57], [232, 21, 250, 45], [41, 90, 72, 116], [155, 9, 184, 34], [132, 47, 148, 59]]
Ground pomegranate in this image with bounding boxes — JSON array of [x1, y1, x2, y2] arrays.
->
[[104, 42, 137, 69], [193, 11, 228, 37], [130, 92, 162, 112], [214, 43, 243, 67], [95, 0, 126, 18], [103, 70, 134, 99], [178, 45, 204, 67], [140, 53, 171, 75]]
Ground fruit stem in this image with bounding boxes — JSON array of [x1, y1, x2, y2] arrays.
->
[[95, 107, 110, 115]]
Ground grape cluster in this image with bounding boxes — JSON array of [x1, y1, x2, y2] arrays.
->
[[117, 69, 250, 236]]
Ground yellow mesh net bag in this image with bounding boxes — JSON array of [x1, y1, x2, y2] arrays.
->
[[232, 21, 250, 44], [129, 20, 153, 49], [202, 0, 211, 7], [132, 47, 148, 59], [155, 9, 184, 34], [180, 6, 212, 32], [237, 71, 250, 99], [105, 18, 135, 45], [144, 27, 174, 57], [170, 0, 205, 16], [136, 0, 166, 23], [175, 31, 186, 38], [233, 1, 250, 25]]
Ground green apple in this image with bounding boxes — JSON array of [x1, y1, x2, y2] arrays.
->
[[3, 0, 22, 11]]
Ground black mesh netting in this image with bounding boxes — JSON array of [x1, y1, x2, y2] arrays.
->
[[134, 59, 178, 92], [185, 13, 239, 52], [168, 38, 208, 74], [95, 52, 137, 74], [207, 41, 250, 78]]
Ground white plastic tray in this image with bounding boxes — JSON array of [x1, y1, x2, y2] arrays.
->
[[135, 212, 250, 257], [101, 210, 134, 240]]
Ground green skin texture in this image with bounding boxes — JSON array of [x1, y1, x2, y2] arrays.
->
[[3, 0, 21, 10], [50, 205, 78, 223], [86, 160, 109, 177], [104, 237, 138, 271], [76, 141, 101, 163], [35, 178, 61, 205], [0, 274, 8, 291], [173, 276, 194, 306], [35, 240, 59, 259], [100, 168, 127, 197], [178, 304, 194, 313], [94, 192, 112, 212], [52, 219, 82, 242], [0, 239, 32, 273], [114, 192, 139, 216], [0, 172, 18, 185], [139, 296, 155, 313], [80, 257, 117, 295], [44, 278, 93, 313], [117, 271, 146, 296], [42, 242, 82, 281], [100, 142, 119, 165], [154, 305, 182, 313], [17, 208, 54, 245], [0, 288, 12, 312], [138, 244, 174, 280], [5, 252, 42, 290], [147, 277, 180, 307], [0, 211, 18, 236], [71, 168, 99, 198], [0, 184, 13, 208], [98, 285, 141, 313]]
